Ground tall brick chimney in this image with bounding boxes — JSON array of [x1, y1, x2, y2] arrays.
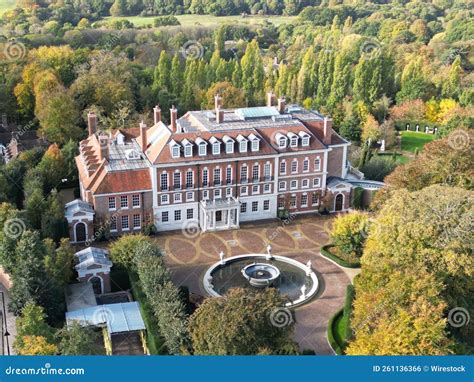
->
[[216, 105, 224, 124], [277, 96, 286, 114], [323, 117, 333, 145], [139, 121, 147, 151], [267, 91, 276, 107], [214, 94, 222, 110], [153, 105, 161, 125], [88, 112, 97, 136], [170, 106, 178, 133], [98, 134, 109, 161]]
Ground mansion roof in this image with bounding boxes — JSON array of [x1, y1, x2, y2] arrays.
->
[[76, 103, 349, 195]]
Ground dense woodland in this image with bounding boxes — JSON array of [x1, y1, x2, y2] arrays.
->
[[0, 0, 472, 355]]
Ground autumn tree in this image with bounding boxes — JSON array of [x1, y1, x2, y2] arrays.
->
[[241, 40, 264, 105], [204, 82, 245, 109], [331, 212, 369, 258], [349, 185, 474, 354]]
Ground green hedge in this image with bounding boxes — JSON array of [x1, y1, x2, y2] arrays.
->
[[327, 309, 345, 355], [129, 273, 168, 355], [320, 245, 361, 268], [327, 285, 356, 355]]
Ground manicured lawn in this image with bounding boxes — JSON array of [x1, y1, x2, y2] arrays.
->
[[0, 0, 16, 15], [400, 131, 435, 153], [104, 14, 297, 28]]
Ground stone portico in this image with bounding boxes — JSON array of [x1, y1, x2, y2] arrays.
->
[[199, 197, 240, 232]]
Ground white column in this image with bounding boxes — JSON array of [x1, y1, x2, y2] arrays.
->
[[227, 208, 232, 228], [235, 207, 240, 228], [212, 210, 216, 230]]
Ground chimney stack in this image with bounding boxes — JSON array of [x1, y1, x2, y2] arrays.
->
[[98, 133, 109, 161], [153, 105, 162, 125], [214, 94, 222, 110], [170, 106, 178, 133], [216, 105, 224, 124], [88, 112, 97, 136], [323, 117, 333, 145], [139, 121, 147, 151], [266, 91, 276, 107], [277, 96, 286, 114]]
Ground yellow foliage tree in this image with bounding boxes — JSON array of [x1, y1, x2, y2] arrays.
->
[[16, 336, 58, 355]]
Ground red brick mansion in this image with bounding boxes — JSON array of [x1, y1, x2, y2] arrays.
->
[[66, 94, 368, 243]]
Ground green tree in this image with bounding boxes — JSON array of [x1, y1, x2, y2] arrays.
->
[[109, 233, 152, 269], [58, 322, 104, 355], [189, 288, 298, 355], [110, 0, 128, 16], [442, 56, 462, 99], [396, 58, 431, 103], [241, 40, 264, 105]]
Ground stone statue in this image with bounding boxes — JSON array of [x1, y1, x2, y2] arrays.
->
[[266, 244, 273, 260], [301, 285, 307, 298], [219, 251, 225, 265], [306, 260, 312, 276]]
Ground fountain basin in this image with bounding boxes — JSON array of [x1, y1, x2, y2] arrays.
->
[[241, 263, 280, 287], [203, 254, 319, 307]]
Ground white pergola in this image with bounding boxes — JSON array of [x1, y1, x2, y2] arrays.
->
[[199, 197, 240, 232]]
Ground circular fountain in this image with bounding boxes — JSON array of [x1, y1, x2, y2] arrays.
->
[[203, 253, 319, 307], [241, 263, 281, 287]]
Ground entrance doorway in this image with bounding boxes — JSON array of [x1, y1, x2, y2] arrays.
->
[[215, 210, 222, 222], [75, 222, 87, 242], [335, 194, 344, 211]]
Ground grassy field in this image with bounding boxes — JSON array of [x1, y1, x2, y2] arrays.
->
[[104, 14, 297, 28], [401, 131, 436, 153], [0, 0, 16, 15]]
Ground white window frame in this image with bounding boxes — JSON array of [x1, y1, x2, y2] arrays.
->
[[171, 145, 180, 158], [133, 214, 141, 229], [241, 202, 247, 213], [174, 210, 181, 221], [132, 194, 140, 208], [120, 196, 128, 209], [290, 195, 297, 209], [301, 194, 308, 207], [239, 140, 248, 153], [303, 158, 309, 172], [252, 185, 260, 195], [160, 172, 168, 191], [279, 181, 286, 191], [252, 201, 258, 212], [226, 141, 234, 154], [199, 143, 207, 156], [302, 179, 309, 188], [290, 180, 297, 190], [108, 197, 116, 211], [313, 178, 321, 188], [161, 194, 169, 205], [184, 144, 192, 157], [174, 193, 182, 203], [263, 183, 271, 193], [186, 192, 194, 202], [280, 161, 286, 175], [291, 160, 298, 174], [263, 200, 270, 211], [315, 157, 321, 171], [212, 142, 220, 155], [162, 211, 169, 222], [214, 188, 222, 199], [240, 186, 248, 196], [121, 215, 129, 231], [110, 216, 117, 232]]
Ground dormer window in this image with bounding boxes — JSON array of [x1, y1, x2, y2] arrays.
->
[[287, 132, 299, 148], [185, 145, 192, 157], [210, 137, 221, 155], [299, 131, 310, 147], [182, 139, 193, 157], [236, 134, 248, 153], [196, 138, 207, 156], [223, 135, 234, 154], [170, 140, 181, 158], [248, 133, 260, 152]]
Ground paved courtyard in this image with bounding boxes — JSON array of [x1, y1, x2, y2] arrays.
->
[[154, 214, 351, 354]]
